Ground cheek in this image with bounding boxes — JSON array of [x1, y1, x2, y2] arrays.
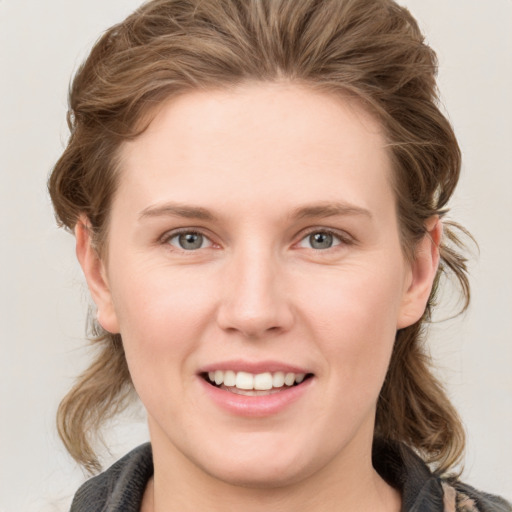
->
[[108, 266, 223, 426], [108, 265, 218, 373], [298, 263, 404, 383]]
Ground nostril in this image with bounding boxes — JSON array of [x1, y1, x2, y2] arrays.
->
[[215, 286, 294, 338]]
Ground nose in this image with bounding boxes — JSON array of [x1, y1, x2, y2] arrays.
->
[[216, 246, 294, 339]]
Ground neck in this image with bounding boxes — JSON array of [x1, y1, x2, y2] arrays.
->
[[144, 428, 401, 512]]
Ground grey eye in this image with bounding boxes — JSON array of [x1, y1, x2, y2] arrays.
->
[[298, 231, 342, 250], [169, 232, 209, 250], [309, 232, 334, 249]]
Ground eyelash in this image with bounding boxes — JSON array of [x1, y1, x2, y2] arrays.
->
[[160, 229, 216, 251], [296, 228, 354, 251], [159, 227, 354, 252]]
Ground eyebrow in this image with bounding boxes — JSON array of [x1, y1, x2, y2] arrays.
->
[[138, 200, 372, 222], [139, 203, 218, 221], [290, 202, 373, 221]]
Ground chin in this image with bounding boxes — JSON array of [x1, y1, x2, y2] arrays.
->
[[200, 456, 311, 489], [188, 433, 325, 489]]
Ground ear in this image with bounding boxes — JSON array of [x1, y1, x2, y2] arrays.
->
[[75, 215, 120, 334], [397, 216, 442, 329]]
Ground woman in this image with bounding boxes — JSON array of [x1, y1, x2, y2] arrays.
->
[[48, 0, 511, 511]]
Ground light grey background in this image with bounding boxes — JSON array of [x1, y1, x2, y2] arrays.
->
[[1, 1, 511, 510]]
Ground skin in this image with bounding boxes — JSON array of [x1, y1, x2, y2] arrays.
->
[[76, 83, 441, 512]]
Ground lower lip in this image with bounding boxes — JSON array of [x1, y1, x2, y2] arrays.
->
[[198, 377, 314, 417]]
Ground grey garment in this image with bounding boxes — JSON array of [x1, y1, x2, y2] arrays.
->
[[70, 440, 511, 512], [372, 441, 512, 512], [70, 443, 153, 512]]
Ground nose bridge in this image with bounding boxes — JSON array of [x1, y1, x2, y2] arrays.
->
[[217, 240, 292, 337]]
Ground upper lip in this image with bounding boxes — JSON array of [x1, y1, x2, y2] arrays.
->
[[199, 359, 312, 375]]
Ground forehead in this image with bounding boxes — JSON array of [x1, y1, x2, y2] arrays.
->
[[116, 83, 394, 220]]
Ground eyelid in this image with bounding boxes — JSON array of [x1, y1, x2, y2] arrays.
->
[[159, 227, 217, 249], [157, 226, 354, 251], [295, 226, 355, 249]]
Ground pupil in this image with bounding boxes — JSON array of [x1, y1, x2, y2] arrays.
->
[[179, 232, 203, 250], [310, 232, 333, 249]]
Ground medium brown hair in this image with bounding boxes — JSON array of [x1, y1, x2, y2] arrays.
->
[[49, 0, 470, 474]]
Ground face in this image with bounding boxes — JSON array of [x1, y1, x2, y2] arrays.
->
[[80, 83, 437, 489]]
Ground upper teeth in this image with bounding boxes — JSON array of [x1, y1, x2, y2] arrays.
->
[[208, 370, 306, 390]]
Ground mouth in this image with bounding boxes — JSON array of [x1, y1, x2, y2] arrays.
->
[[201, 370, 314, 396]]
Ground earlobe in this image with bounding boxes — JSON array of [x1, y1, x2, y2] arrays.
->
[[75, 215, 120, 334], [397, 217, 442, 329]]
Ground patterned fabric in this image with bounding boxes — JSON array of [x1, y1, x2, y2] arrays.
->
[[443, 483, 479, 512], [70, 441, 512, 512], [441, 480, 512, 512], [373, 440, 512, 512]]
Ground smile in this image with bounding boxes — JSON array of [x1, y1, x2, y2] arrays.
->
[[204, 370, 311, 395], [198, 362, 315, 416]]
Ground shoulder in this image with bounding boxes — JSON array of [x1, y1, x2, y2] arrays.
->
[[69, 443, 153, 512], [373, 439, 511, 512], [441, 480, 512, 512]]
